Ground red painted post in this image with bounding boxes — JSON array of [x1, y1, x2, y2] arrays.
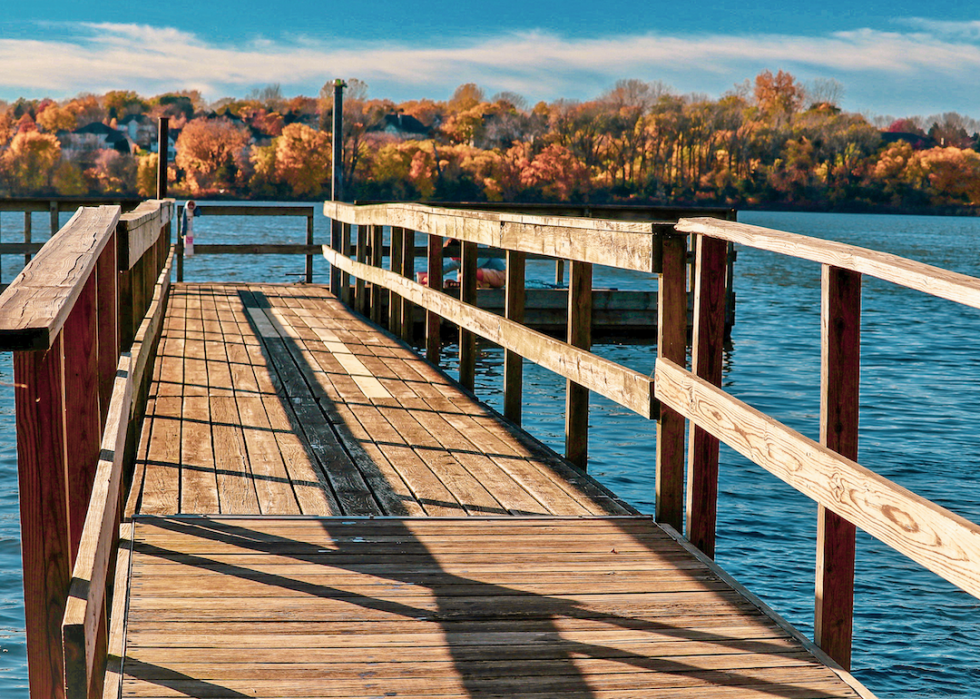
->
[[815, 264, 861, 670], [14, 335, 70, 699], [656, 232, 687, 530], [61, 275, 101, 564], [685, 234, 727, 558], [425, 235, 443, 364]]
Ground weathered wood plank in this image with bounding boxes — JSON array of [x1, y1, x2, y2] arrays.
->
[[655, 357, 980, 601], [0, 206, 120, 350], [323, 248, 657, 418], [678, 216, 980, 310]]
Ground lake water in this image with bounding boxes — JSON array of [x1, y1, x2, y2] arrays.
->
[[1, 205, 978, 697]]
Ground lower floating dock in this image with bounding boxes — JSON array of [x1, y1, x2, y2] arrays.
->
[[112, 282, 871, 698]]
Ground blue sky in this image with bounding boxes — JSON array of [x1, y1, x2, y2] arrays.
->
[[2, 0, 979, 119]]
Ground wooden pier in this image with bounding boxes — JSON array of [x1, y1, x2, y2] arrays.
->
[[2, 198, 980, 699]]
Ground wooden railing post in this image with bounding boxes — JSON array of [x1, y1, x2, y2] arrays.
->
[[24, 210, 31, 264], [14, 335, 70, 699], [305, 213, 314, 283], [400, 231, 415, 341], [370, 225, 384, 324], [340, 223, 352, 306], [97, 233, 118, 429], [565, 260, 592, 469], [389, 227, 403, 335], [50, 201, 59, 236], [62, 274, 101, 565], [815, 264, 861, 670], [329, 219, 342, 295], [425, 234, 443, 363], [656, 231, 688, 530], [459, 240, 478, 391], [355, 225, 367, 316], [175, 205, 184, 283], [685, 234, 727, 558], [504, 250, 526, 425]]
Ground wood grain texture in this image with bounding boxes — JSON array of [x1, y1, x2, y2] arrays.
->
[[686, 235, 728, 559], [117, 200, 172, 271], [656, 233, 687, 531], [655, 357, 980, 601], [0, 206, 120, 350], [565, 260, 592, 470], [323, 201, 666, 272], [815, 266, 861, 670], [116, 516, 870, 699], [15, 337, 70, 699], [323, 248, 657, 418], [677, 216, 980, 311]]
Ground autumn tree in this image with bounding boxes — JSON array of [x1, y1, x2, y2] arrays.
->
[[2, 130, 62, 193], [37, 104, 77, 133], [273, 123, 331, 196], [86, 150, 137, 194], [175, 117, 250, 192]]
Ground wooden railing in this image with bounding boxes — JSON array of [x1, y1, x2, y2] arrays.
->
[[0, 200, 173, 699], [323, 201, 980, 672], [175, 203, 317, 282], [0, 198, 143, 289]]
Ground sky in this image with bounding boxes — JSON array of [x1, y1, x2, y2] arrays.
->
[[2, 0, 979, 120]]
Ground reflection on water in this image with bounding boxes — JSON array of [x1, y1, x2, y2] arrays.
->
[[1, 206, 979, 697]]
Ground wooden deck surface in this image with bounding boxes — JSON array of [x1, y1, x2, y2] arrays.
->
[[113, 283, 871, 699]]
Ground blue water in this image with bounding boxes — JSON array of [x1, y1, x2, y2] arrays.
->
[[1, 206, 978, 696]]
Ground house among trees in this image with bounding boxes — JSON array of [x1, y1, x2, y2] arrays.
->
[[117, 114, 158, 149], [372, 113, 431, 138], [60, 122, 132, 156]]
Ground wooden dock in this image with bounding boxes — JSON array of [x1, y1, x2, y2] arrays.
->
[[115, 282, 867, 698], [7, 197, 980, 699]]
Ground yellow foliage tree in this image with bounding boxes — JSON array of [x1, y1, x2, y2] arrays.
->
[[2, 130, 61, 193], [175, 117, 250, 193], [273, 123, 330, 196]]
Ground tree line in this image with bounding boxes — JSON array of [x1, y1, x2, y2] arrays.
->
[[2, 72, 979, 212]]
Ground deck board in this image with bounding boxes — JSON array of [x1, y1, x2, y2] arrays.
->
[[116, 282, 870, 699], [120, 516, 865, 699]]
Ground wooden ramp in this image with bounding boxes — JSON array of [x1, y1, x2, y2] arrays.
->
[[112, 283, 871, 699]]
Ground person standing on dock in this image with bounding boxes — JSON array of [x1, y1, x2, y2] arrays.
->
[[182, 200, 199, 256]]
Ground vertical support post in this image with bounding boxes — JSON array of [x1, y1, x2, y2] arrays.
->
[[565, 260, 592, 469], [156, 117, 169, 199], [340, 223, 352, 306], [425, 234, 443, 364], [0, 211, 4, 287], [555, 259, 565, 286], [329, 219, 342, 295], [370, 225, 384, 324], [685, 234, 728, 558], [504, 250, 526, 425], [400, 231, 415, 341], [50, 201, 59, 236], [331, 80, 346, 203], [24, 211, 32, 265], [389, 227, 403, 335], [815, 264, 861, 670], [14, 337, 70, 699], [354, 226, 367, 316], [305, 213, 314, 284], [62, 275, 101, 564], [96, 232, 118, 430], [656, 231, 687, 530], [175, 205, 184, 283], [459, 240, 478, 391]]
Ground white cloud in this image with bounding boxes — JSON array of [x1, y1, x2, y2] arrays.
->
[[1, 21, 979, 115]]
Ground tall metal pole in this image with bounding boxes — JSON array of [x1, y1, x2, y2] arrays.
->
[[331, 80, 346, 202], [156, 117, 169, 200]]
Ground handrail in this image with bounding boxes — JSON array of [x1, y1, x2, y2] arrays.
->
[[678, 217, 980, 310], [323, 199, 980, 676], [0, 199, 173, 699], [176, 203, 316, 282]]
